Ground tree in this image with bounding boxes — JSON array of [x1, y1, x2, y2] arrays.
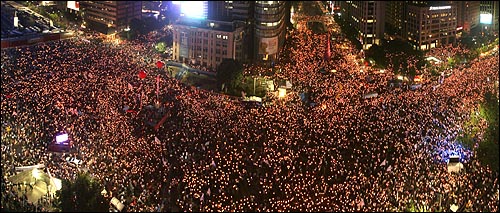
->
[[129, 18, 146, 37], [155, 42, 166, 53], [366, 43, 387, 67], [216, 59, 244, 92], [55, 172, 108, 212], [476, 91, 499, 172], [143, 16, 162, 33]]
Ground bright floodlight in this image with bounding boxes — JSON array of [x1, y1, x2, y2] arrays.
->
[[180, 1, 207, 19], [56, 134, 68, 143], [278, 88, 286, 98], [32, 168, 41, 179]]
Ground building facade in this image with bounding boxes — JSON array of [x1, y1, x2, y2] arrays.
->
[[340, 1, 386, 50], [385, 1, 406, 39], [480, 1, 499, 33], [254, 1, 287, 63], [80, 1, 141, 34], [405, 2, 458, 50], [456, 1, 480, 33], [172, 19, 246, 69]]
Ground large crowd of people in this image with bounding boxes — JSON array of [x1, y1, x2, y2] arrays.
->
[[1, 5, 499, 212]]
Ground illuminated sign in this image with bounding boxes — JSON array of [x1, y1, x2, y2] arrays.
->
[[480, 13, 492, 24], [456, 26, 463, 31], [67, 1, 79, 11], [429, 6, 451, 10], [56, 133, 69, 144]]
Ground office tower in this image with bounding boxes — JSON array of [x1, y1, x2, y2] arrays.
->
[[456, 1, 480, 33], [80, 1, 142, 34], [340, 1, 386, 50], [208, 1, 232, 21], [254, 1, 287, 64], [405, 1, 458, 50], [386, 1, 406, 39]]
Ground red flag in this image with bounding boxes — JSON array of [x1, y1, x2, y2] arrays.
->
[[156, 75, 160, 96], [156, 60, 164, 69], [138, 70, 147, 79], [324, 33, 331, 60]]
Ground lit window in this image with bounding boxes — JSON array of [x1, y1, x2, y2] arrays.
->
[[222, 35, 228, 40], [217, 34, 222, 39]]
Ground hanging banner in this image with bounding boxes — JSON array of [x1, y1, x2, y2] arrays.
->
[[259, 36, 278, 55]]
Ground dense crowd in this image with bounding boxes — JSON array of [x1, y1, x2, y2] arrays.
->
[[1, 8, 499, 213]]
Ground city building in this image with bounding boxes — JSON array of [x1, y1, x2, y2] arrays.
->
[[171, 19, 246, 69], [171, 1, 288, 66], [456, 1, 480, 33], [254, 1, 287, 64], [340, 1, 386, 50], [207, 1, 232, 21], [385, 1, 406, 39], [80, 1, 141, 34], [480, 1, 499, 33], [405, 2, 458, 50]]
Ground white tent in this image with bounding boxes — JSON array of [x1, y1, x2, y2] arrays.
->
[[110, 197, 125, 211], [363, 92, 378, 99]]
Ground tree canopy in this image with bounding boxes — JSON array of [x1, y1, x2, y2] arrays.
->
[[366, 39, 425, 76], [216, 58, 244, 92], [55, 172, 108, 212]]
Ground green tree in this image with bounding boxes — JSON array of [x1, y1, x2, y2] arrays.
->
[[155, 42, 166, 53], [216, 58, 244, 93], [129, 18, 146, 37], [477, 91, 499, 172], [366, 43, 387, 67], [55, 172, 108, 212]]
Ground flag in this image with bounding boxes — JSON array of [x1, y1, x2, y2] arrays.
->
[[207, 188, 211, 196], [380, 159, 387, 166], [155, 136, 161, 144], [200, 193, 204, 201], [324, 33, 331, 60], [128, 82, 133, 90], [156, 75, 160, 97], [386, 165, 392, 172]]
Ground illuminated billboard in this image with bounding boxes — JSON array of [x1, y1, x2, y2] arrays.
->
[[259, 36, 279, 55], [180, 1, 207, 19], [480, 13, 492, 24], [55, 134, 69, 144], [67, 1, 79, 11]]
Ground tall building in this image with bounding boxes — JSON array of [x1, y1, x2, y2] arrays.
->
[[386, 1, 406, 39], [456, 1, 480, 33], [208, 1, 232, 21], [340, 1, 386, 50], [480, 1, 499, 33], [172, 1, 287, 66], [232, 1, 252, 22], [405, 2, 458, 50], [80, 1, 142, 34], [172, 19, 246, 69], [254, 1, 287, 64]]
